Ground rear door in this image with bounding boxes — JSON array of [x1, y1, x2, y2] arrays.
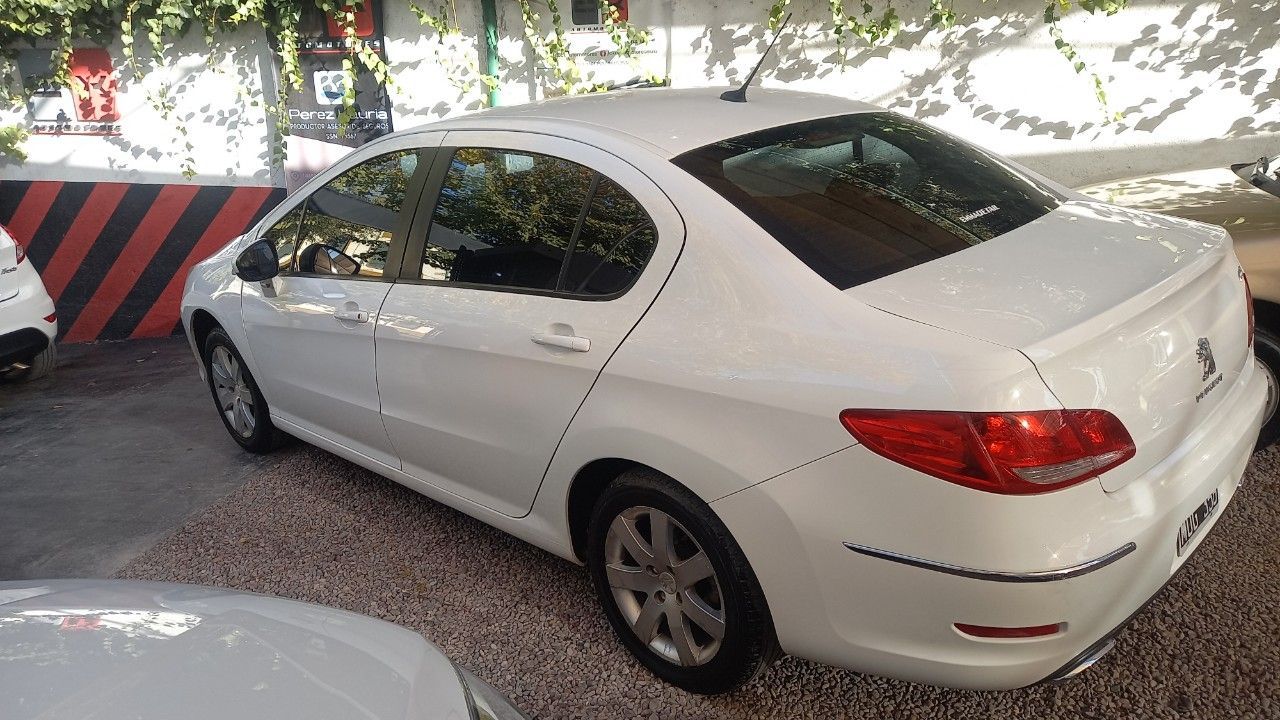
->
[[242, 137, 438, 467], [375, 131, 683, 516]]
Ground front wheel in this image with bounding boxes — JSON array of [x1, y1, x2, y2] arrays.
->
[[1255, 325, 1280, 450], [587, 469, 780, 694], [203, 327, 283, 454]]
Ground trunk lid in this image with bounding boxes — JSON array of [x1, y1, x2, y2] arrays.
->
[[849, 200, 1252, 491]]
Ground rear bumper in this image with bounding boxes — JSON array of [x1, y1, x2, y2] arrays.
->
[[712, 361, 1267, 689], [0, 327, 50, 367], [0, 264, 56, 366]]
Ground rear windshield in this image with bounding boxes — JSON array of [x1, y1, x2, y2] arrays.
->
[[672, 112, 1063, 289]]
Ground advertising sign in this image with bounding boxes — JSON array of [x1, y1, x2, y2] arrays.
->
[[18, 48, 122, 136], [279, 1, 395, 191]]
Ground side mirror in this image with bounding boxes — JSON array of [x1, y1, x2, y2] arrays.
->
[[299, 243, 361, 276], [234, 240, 279, 283], [315, 245, 361, 275]]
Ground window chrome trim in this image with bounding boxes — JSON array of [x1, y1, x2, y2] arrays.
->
[[842, 541, 1137, 583]]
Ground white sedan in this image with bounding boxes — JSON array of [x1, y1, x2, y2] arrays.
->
[[181, 88, 1266, 694]]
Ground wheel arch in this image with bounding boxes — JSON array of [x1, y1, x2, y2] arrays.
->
[[189, 308, 221, 354], [1253, 297, 1280, 337], [566, 457, 645, 563]]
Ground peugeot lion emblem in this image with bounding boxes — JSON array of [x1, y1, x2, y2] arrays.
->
[[1196, 337, 1216, 381]]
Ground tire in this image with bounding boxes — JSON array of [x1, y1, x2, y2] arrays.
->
[[586, 468, 781, 694], [203, 327, 283, 454], [3, 341, 56, 382], [1255, 325, 1280, 450]]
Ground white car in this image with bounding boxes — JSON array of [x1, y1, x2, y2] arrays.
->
[[181, 88, 1266, 694], [0, 579, 527, 720], [0, 223, 57, 381]]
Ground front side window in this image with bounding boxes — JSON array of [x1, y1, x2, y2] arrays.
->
[[419, 147, 656, 296], [293, 150, 420, 278], [673, 112, 1063, 290], [261, 204, 304, 273]]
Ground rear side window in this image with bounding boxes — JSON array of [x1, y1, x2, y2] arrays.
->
[[420, 147, 658, 296], [672, 112, 1062, 289], [563, 177, 658, 295]]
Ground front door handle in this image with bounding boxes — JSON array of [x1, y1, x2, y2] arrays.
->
[[334, 309, 369, 323], [531, 333, 590, 353]]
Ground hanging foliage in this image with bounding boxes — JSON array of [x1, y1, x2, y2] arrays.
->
[[766, 0, 1126, 117], [0, 0, 1127, 171]]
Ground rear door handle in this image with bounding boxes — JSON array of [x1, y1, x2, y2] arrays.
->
[[531, 333, 590, 352], [334, 309, 370, 323]]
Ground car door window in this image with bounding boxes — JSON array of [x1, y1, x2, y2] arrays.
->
[[294, 149, 420, 278], [420, 148, 594, 290], [261, 204, 305, 273], [419, 147, 656, 296], [562, 176, 658, 295]]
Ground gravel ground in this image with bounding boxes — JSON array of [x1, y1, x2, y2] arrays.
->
[[118, 444, 1280, 719]]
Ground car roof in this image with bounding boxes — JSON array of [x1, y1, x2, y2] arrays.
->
[[411, 87, 882, 158]]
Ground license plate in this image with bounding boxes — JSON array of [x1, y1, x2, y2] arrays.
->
[[1176, 489, 1220, 556]]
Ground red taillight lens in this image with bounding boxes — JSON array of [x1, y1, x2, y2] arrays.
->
[[1, 224, 23, 264], [839, 409, 1136, 495], [1244, 270, 1254, 348], [954, 622, 1064, 639]]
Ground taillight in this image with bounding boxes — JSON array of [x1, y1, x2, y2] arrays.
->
[[14, 241, 25, 265], [839, 408, 1136, 495], [2, 224, 24, 264], [1244, 270, 1254, 348]]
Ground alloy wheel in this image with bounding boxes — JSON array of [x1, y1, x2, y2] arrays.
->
[[210, 346, 256, 438], [604, 506, 726, 667]]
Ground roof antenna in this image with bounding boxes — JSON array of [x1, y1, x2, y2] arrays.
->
[[720, 12, 793, 103]]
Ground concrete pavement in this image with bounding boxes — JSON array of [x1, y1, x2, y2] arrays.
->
[[0, 337, 269, 579]]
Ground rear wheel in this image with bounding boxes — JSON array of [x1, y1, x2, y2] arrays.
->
[[2, 341, 56, 383], [1255, 325, 1280, 450], [586, 469, 780, 694], [203, 328, 283, 453]]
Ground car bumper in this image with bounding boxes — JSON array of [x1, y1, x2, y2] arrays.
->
[[712, 361, 1267, 690], [0, 266, 56, 366]]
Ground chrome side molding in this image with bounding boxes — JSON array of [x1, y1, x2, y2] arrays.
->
[[842, 541, 1137, 583]]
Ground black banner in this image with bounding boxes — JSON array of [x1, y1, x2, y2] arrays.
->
[[280, 2, 395, 190]]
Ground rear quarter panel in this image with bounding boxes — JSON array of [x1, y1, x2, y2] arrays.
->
[[533, 169, 1063, 516]]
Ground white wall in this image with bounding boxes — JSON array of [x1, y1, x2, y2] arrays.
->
[[0, 28, 279, 186], [4, 0, 1277, 188]]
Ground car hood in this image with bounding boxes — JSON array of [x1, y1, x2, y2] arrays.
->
[[1079, 167, 1280, 240], [0, 579, 474, 720]]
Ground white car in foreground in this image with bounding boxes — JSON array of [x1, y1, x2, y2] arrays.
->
[[0, 579, 527, 719], [182, 88, 1266, 694], [0, 223, 57, 381]]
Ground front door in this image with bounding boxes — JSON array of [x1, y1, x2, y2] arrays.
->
[[375, 131, 684, 516], [242, 142, 434, 467]]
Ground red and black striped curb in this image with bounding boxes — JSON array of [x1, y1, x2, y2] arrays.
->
[[0, 180, 283, 343]]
